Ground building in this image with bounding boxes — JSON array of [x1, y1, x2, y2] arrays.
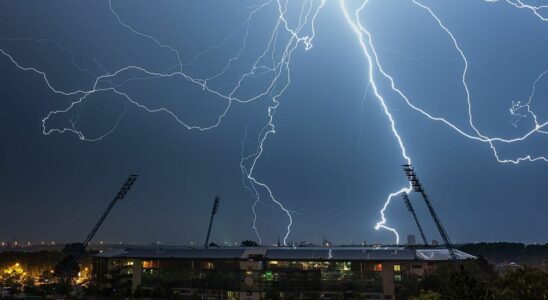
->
[[92, 246, 475, 299], [406, 235, 416, 246]]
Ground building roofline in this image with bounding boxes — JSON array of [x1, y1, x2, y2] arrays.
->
[[93, 246, 475, 261]]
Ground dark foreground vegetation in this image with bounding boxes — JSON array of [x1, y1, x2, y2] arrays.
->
[[458, 242, 548, 267], [399, 258, 548, 299], [0, 248, 94, 298], [1, 242, 548, 299]]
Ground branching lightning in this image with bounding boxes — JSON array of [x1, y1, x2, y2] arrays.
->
[[485, 0, 548, 21], [341, 0, 548, 242], [0, 0, 324, 246], [1, 0, 547, 245]]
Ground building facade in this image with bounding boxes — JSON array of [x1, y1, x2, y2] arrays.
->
[[92, 247, 474, 299]]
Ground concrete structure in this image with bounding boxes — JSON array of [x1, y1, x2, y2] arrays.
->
[[93, 246, 474, 299]]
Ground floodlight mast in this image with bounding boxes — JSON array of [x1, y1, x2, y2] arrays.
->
[[204, 196, 220, 248], [402, 165, 457, 260], [82, 175, 139, 251], [55, 174, 139, 281], [402, 192, 428, 246]]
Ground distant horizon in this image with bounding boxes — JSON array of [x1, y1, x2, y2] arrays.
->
[[2, 239, 547, 248]]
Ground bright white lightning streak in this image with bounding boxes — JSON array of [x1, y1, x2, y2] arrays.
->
[[240, 0, 326, 245], [341, 0, 412, 244], [346, 0, 548, 165], [3, 0, 548, 245], [342, 0, 548, 242], [0, 0, 325, 245], [410, 0, 548, 164], [509, 70, 548, 134], [420, 0, 548, 164], [485, 0, 548, 21]]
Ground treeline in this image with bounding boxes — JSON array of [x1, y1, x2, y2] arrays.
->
[[399, 259, 548, 300], [458, 242, 548, 263], [0, 250, 64, 276], [0, 247, 95, 277]]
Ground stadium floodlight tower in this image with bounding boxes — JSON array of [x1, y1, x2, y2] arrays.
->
[[204, 196, 220, 249], [402, 192, 428, 246], [82, 175, 139, 250], [55, 174, 139, 281], [402, 164, 457, 260]]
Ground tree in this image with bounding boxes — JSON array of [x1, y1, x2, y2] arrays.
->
[[400, 259, 497, 299], [22, 277, 41, 296], [241, 240, 259, 247], [133, 285, 144, 298], [410, 290, 442, 300], [264, 286, 281, 300], [495, 266, 548, 300], [53, 281, 72, 296], [445, 265, 492, 300]]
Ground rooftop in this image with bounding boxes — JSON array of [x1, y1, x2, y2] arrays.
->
[[94, 246, 475, 261]]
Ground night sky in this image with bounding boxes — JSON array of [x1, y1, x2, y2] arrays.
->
[[1, 0, 547, 246]]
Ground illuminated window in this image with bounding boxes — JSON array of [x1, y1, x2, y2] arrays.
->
[[393, 265, 401, 272], [394, 274, 402, 283], [143, 261, 155, 268], [374, 264, 382, 272]]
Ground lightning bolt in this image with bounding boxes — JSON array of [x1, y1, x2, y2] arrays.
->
[[239, 0, 326, 245], [341, 0, 548, 243], [509, 70, 548, 133], [341, 0, 412, 245], [0, 0, 325, 245], [2, 0, 547, 246], [484, 0, 548, 21]]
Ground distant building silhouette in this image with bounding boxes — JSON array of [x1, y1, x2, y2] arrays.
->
[[407, 234, 416, 246]]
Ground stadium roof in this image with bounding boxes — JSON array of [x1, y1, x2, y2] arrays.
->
[[94, 246, 475, 261]]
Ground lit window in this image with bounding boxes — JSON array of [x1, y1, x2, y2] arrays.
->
[[374, 264, 382, 272], [393, 265, 401, 272], [143, 261, 153, 268], [394, 274, 402, 283]]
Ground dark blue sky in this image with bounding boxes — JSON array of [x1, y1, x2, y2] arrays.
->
[[1, 0, 547, 246]]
